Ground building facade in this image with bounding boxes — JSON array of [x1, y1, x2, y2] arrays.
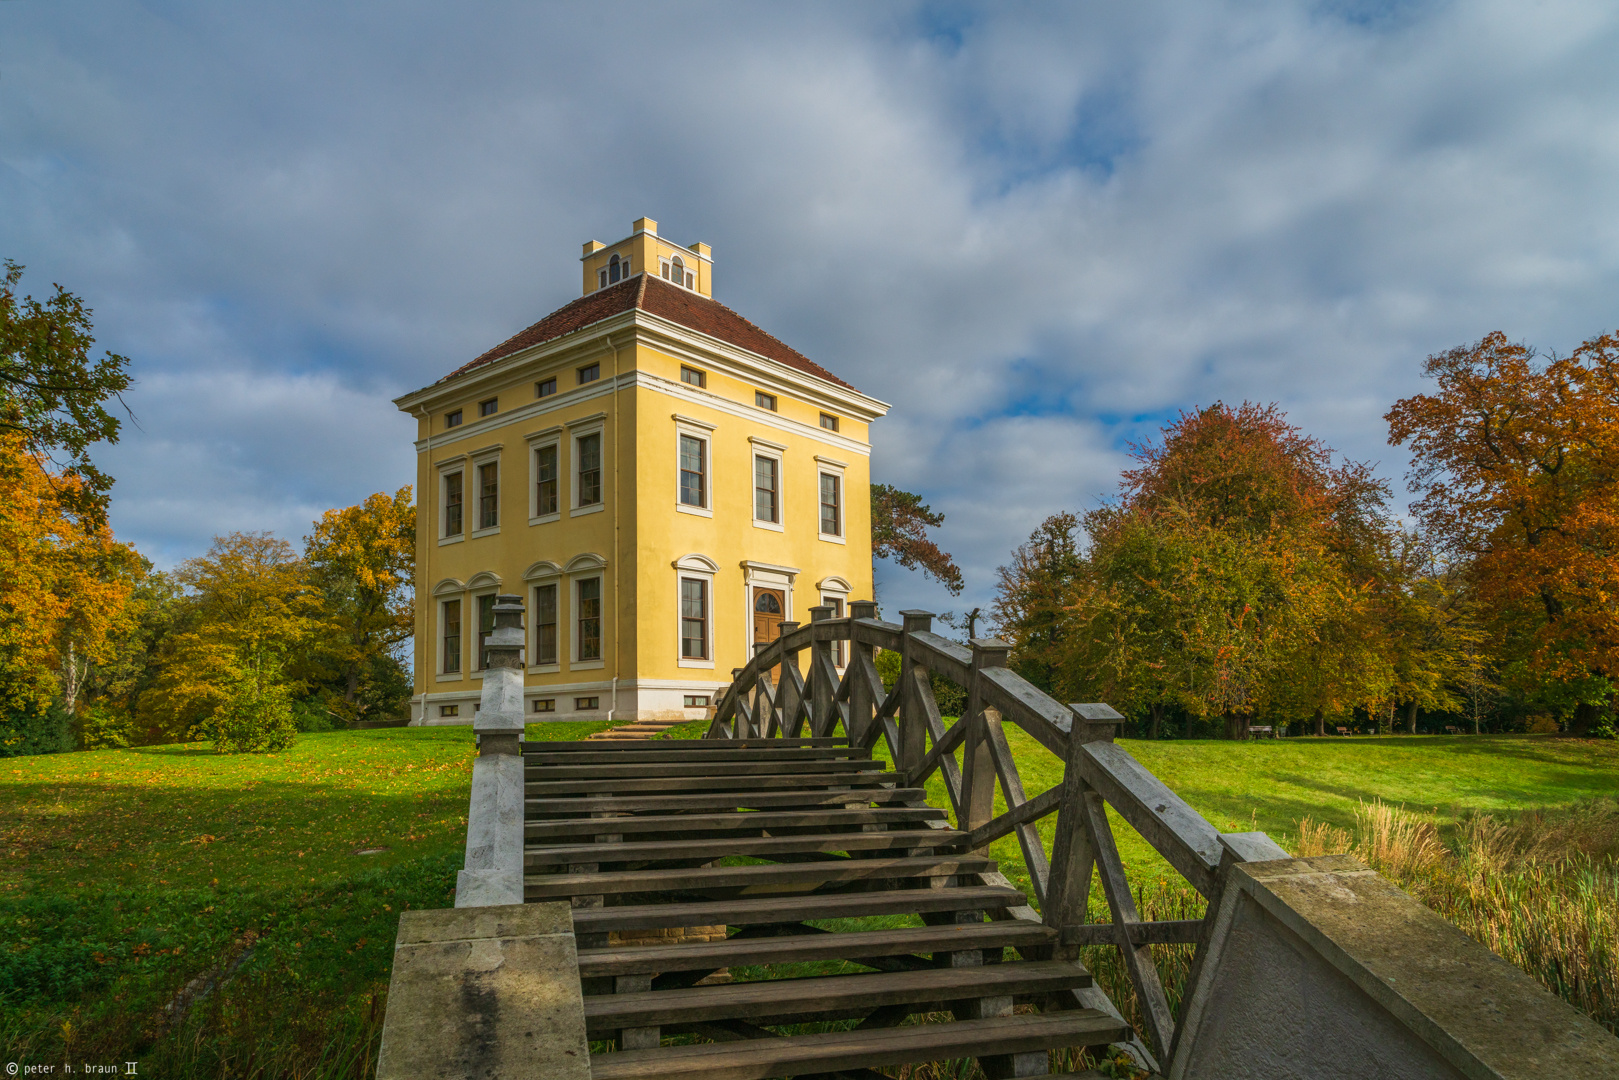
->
[[394, 217, 889, 724]]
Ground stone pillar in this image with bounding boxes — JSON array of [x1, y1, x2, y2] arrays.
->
[[458, 593, 527, 908]]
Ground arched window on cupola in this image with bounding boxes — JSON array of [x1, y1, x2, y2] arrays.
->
[[670, 256, 685, 287], [608, 253, 621, 284]]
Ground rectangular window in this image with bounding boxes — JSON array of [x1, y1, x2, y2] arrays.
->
[[442, 599, 461, 673], [819, 412, 839, 432], [535, 444, 559, 516], [478, 462, 498, 530], [680, 366, 706, 388], [755, 391, 777, 411], [439, 704, 459, 717], [445, 410, 463, 429], [598, 269, 608, 289], [820, 473, 842, 536], [578, 363, 599, 384], [753, 455, 779, 523], [577, 433, 602, 506], [681, 578, 708, 660], [575, 696, 599, 711], [577, 577, 602, 661], [679, 434, 706, 507], [477, 593, 496, 670], [444, 472, 464, 536], [684, 695, 711, 708], [533, 582, 558, 666], [825, 596, 846, 666], [479, 398, 498, 417], [532, 699, 555, 713], [536, 377, 557, 398]]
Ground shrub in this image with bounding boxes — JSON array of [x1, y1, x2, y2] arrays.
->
[[207, 665, 297, 754], [0, 699, 74, 757], [75, 703, 135, 749]]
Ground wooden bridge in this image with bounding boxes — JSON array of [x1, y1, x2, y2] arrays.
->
[[379, 596, 1619, 1080]]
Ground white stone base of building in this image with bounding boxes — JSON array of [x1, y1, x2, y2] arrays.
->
[[409, 678, 726, 727]]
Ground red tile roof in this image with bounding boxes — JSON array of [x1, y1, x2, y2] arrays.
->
[[441, 274, 855, 391]]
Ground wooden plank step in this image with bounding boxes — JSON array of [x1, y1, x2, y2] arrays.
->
[[525, 772, 902, 796], [526, 738, 848, 753], [576, 920, 1060, 977], [570, 885, 1027, 933], [525, 759, 882, 780], [525, 807, 945, 840], [526, 854, 993, 900], [525, 787, 932, 815], [524, 748, 863, 766], [583, 960, 1091, 1033], [587, 1011, 1130, 1080], [526, 829, 965, 867]]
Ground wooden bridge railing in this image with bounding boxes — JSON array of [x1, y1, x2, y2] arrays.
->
[[704, 603, 1289, 1069]]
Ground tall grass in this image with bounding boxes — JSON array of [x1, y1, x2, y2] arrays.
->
[[1296, 798, 1619, 1033]]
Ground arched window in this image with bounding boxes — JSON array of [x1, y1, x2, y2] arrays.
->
[[608, 253, 621, 284], [755, 592, 782, 615], [670, 256, 684, 286]]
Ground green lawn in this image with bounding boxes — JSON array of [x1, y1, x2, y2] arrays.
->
[[3, 723, 1615, 1076]]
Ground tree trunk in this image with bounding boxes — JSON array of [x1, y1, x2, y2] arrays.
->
[[1405, 699, 1418, 735], [1313, 707, 1325, 737], [1572, 701, 1597, 736], [1149, 702, 1164, 741], [1224, 710, 1241, 740]]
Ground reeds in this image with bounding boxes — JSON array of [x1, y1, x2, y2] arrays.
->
[[1296, 798, 1619, 1033]]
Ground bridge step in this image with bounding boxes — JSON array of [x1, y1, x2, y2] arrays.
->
[[526, 829, 967, 867], [525, 787, 932, 814], [525, 759, 884, 780], [524, 807, 946, 840], [587, 1011, 1130, 1080], [525, 771, 903, 796], [523, 747, 862, 765], [576, 920, 1060, 977], [526, 737, 848, 752], [570, 884, 1028, 933], [584, 960, 1092, 1034], [526, 854, 993, 900]]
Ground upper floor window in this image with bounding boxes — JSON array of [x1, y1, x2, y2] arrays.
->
[[577, 432, 602, 506], [680, 366, 706, 388], [578, 363, 600, 385], [754, 455, 779, 523], [444, 472, 464, 536], [535, 443, 559, 517], [477, 462, 499, 530], [755, 391, 777, 411], [819, 472, 842, 537], [819, 412, 839, 432], [608, 253, 622, 284], [445, 410, 463, 429], [479, 398, 498, 418], [536, 377, 557, 398], [679, 435, 707, 507]]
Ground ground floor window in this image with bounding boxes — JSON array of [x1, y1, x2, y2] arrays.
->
[[439, 704, 459, 717], [441, 599, 461, 674], [533, 582, 558, 665], [532, 699, 555, 713], [684, 694, 710, 708], [577, 577, 602, 660], [575, 696, 599, 710], [681, 577, 709, 659]]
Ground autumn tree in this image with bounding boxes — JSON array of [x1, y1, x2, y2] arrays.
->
[[303, 488, 414, 721], [1387, 331, 1619, 732], [872, 483, 963, 595], [0, 260, 132, 524], [992, 513, 1086, 695]]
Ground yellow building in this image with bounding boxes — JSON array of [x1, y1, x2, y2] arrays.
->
[[394, 217, 889, 724]]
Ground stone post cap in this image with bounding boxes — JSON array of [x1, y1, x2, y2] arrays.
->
[[970, 638, 1012, 666]]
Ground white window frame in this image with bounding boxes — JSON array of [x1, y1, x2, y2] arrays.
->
[[470, 448, 502, 538], [674, 554, 719, 669], [566, 553, 608, 670], [569, 415, 606, 516], [433, 581, 466, 680], [749, 436, 786, 532], [819, 577, 851, 669], [437, 457, 467, 545], [466, 572, 502, 677], [526, 426, 563, 525], [674, 415, 715, 517], [524, 561, 563, 673], [816, 456, 847, 544]]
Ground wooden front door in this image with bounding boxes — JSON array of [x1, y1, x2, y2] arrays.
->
[[753, 589, 785, 647]]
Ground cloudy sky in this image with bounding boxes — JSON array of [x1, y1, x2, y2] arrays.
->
[[4, 1, 1618, 623]]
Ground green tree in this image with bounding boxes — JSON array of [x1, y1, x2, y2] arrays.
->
[[872, 483, 963, 595], [0, 260, 132, 523], [991, 513, 1085, 695]]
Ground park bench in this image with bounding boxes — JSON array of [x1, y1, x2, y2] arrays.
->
[[1249, 725, 1275, 739]]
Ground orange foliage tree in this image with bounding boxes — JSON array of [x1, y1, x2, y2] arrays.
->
[[1387, 330, 1619, 729]]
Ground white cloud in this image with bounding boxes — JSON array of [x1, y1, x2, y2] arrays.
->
[[2, 0, 1618, 618]]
